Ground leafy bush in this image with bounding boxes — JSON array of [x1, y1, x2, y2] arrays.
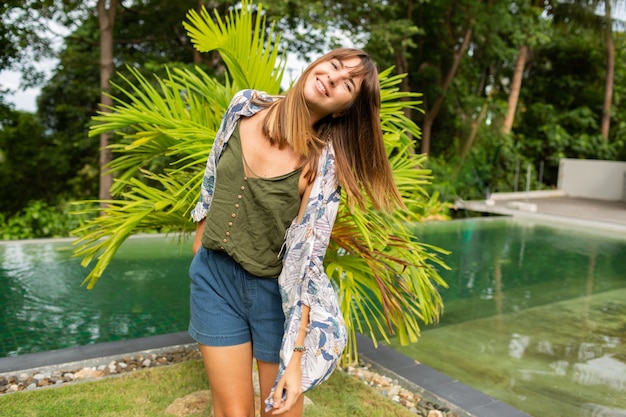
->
[[0, 200, 97, 240]]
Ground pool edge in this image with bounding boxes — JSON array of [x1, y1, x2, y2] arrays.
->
[[0, 332, 195, 376], [355, 334, 531, 417], [1, 332, 531, 417]]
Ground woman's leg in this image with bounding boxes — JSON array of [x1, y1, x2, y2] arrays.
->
[[257, 360, 304, 417], [199, 343, 255, 417]]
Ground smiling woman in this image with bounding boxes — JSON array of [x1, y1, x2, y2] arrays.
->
[[187, 47, 406, 417], [302, 57, 364, 121], [71, 3, 446, 416]]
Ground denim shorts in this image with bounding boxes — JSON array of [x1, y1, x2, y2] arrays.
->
[[188, 248, 284, 363]]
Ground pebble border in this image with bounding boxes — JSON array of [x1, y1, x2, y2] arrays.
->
[[0, 346, 457, 417]]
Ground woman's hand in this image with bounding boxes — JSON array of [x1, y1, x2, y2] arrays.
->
[[270, 305, 309, 414], [270, 354, 303, 414]]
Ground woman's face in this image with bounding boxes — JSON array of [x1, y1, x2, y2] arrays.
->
[[303, 56, 364, 123]]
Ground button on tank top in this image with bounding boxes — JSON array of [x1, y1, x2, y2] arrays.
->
[[201, 121, 302, 278]]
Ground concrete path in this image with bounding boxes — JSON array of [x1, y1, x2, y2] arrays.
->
[[457, 191, 626, 234]]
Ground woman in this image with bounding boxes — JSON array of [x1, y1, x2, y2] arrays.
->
[[189, 48, 404, 417]]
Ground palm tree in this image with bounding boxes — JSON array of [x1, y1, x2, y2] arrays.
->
[[71, 0, 449, 360]]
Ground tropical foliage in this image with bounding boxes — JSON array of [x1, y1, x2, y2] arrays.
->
[[3, 1, 625, 231], [70, 0, 449, 359]]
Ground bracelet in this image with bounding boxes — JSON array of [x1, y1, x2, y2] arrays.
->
[[298, 328, 308, 333], [293, 345, 306, 352]]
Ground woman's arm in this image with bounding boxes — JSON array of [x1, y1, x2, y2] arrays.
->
[[269, 147, 342, 413], [270, 304, 310, 414], [192, 219, 205, 255]]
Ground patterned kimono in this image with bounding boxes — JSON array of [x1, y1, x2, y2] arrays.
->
[[190, 89, 348, 408]]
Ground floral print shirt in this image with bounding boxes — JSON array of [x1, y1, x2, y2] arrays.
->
[[190, 90, 347, 406]]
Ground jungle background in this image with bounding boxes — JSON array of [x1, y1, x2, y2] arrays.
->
[[1, 0, 625, 239]]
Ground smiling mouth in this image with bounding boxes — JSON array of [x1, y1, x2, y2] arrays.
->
[[316, 78, 328, 96]]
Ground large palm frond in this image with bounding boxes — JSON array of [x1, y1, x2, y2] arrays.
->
[[184, 1, 285, 93], [72, 0, 449, 353], [331, 69, 449, 360]]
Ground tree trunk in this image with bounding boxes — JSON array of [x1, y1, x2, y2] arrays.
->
[[601, 0, 614, 141], [193, 0, 204, 64], [97, 0, 118, 207], [421, 26, 473, 154], [396, 0, 413, 133], [502, 45, 528, 135], [455, 99, 490, 178]]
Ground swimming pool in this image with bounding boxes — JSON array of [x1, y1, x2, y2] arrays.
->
[[0, 235, 192, 358], [391, 218, 626, 417], [1, 219, 624, 416]]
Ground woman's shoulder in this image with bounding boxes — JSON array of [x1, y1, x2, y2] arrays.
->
[[232, 89, 279, 104], [226, 89, 280, 116]]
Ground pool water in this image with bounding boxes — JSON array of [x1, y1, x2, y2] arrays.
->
[[0, 235, 193, 357], [390, 218, 626, 417], [1, 219, 624, 416]]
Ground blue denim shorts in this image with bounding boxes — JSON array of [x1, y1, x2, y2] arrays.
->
[[188, 248, 284, 363]]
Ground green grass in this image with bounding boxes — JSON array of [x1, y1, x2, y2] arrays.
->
[[0, 360, 415, 417]]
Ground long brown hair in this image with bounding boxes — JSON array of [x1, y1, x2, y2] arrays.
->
[[255, 48, 404, 212]]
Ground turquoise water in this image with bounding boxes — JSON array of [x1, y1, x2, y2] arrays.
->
[[1, 220, 625, 416], [0, 236, 193, 357], [390, 218, 626, 417]]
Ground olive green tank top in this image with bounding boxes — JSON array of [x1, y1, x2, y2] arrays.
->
[[201, 122, 302, 278]]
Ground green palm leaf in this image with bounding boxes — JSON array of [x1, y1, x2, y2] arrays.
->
[[72, 0, 449, 352], [183, 1, 285, 93]]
